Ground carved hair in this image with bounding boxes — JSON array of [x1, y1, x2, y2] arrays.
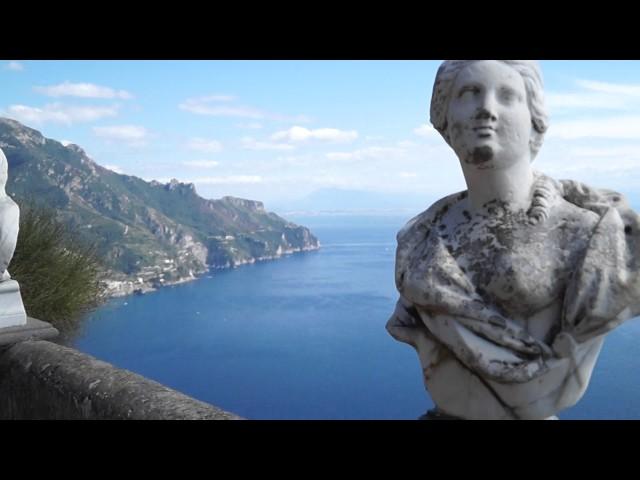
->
[[527, 173, 557, 225], [430, 60, 549, 160]]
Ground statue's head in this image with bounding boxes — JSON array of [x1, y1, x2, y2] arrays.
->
[[430, 60, 549, 163]]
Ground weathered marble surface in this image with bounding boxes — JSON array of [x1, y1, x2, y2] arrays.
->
[[387, 60, 640, 419], [0, 147, 26, 328]]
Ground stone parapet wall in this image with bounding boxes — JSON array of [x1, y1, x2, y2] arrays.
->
[[0, 340, 242, 420]]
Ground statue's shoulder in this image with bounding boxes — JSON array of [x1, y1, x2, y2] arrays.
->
[[557, 176, 636, 220], [397, 191, 466, 245]]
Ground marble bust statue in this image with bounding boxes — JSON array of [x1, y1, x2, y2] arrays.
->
[[387, 60, 640, 419], [0, 147, 26, 328]]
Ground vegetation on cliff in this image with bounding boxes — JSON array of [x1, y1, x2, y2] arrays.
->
[[0, 117, 319, 294]]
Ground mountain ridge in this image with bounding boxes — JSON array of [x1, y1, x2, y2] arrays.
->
[[0, 117, 320, 296]]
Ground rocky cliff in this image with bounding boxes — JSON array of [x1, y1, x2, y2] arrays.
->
[[0, 118, 320, 296]]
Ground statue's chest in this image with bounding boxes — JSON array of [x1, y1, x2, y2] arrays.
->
[[439, 215, 579, 315]]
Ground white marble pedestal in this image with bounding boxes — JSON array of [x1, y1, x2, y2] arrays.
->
[[0, 280, 27, 328]]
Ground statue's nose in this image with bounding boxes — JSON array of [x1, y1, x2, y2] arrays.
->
[[475, 107, 496, 121], [475, 94, 498, 121]]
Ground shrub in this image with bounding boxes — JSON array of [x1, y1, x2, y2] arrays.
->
[[9, 204, 106, 335]]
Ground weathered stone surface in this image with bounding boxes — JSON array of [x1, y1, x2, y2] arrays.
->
[[387, 60, 640, 419], [0, 317, 58, 348], [0, 340, 243, 420]]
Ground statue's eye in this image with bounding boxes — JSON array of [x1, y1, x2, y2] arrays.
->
[[458, 86, 479, 98], [499, 87, 520, 104]]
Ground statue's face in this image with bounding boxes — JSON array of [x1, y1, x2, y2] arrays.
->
[[445, 60, 532, 170]]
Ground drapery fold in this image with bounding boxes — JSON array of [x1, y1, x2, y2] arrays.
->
[[388, 172, 640, 383]]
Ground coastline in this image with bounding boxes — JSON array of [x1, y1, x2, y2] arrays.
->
[[102, 243, 321, 299]]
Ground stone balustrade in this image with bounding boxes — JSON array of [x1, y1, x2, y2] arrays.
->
[[0, 324, 242, 420]]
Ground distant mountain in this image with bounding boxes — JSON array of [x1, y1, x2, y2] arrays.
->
[[0, 118, 319, 295]]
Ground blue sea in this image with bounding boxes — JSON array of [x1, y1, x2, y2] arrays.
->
[[71, 215, 640, 419]]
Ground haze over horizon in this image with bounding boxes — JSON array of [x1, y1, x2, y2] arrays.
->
[[3, 60, 640, 214]]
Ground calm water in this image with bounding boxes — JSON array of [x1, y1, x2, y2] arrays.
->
[[72, 216, 640, 419]]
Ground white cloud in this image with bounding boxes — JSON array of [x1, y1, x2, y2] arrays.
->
[[272, 126, 358, 143], [537, 142, 640, 176], [306, 174, 365, 189], [34, 81, 132, 99], [182, 103, 265, 118], [548, 115, 640, 139], [528, 138, 640, 195], [546, 79, 640, 112], [179, 95, 310, 123], [399, 172, 417, 178], [93, 125, 148, 145], [537, 152, 640, 180], [413, 123, 439, 138], [545, 92, 628, 111], [271, 155, 311, 167], [5, 61, 24, 71], [397, 140, 417, 148], [192, 175, 262, 185], [186, 138, 223, 153], [236, 122, 263, 129], [326, 146, 403, 161], [179, 95, 264, 118], [196, 95, 236, 102], [569, 145, 640, 158], [241, 136, 294, 151], [5, 103, 118, 125], [182, 160, 220, 168], [325, 152, 351, 161], [576, 79, 640, 97], [105, 165, 124, 174]]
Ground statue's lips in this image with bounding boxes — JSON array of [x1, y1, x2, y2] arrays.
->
[[473, 126, 495, 136]]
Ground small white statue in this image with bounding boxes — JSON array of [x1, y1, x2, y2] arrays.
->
[[387, 60, 640, 419], [0, 147, 27, 328]]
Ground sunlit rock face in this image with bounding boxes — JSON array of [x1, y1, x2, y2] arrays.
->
[[0, 117, 320, 294], [387, 60, 640, 419]]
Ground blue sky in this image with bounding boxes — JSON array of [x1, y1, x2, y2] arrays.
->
[[2, 60, 640, 214]]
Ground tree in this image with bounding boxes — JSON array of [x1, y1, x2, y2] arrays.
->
[[9, 204, 106, 336]]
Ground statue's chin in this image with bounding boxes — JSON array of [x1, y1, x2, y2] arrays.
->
[[468, 145, 494, 165]]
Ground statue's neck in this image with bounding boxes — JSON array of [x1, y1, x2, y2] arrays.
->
[[461, 160, 535, 214]]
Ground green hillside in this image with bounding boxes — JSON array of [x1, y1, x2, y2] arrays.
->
[[0, 118, 319, 295]]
